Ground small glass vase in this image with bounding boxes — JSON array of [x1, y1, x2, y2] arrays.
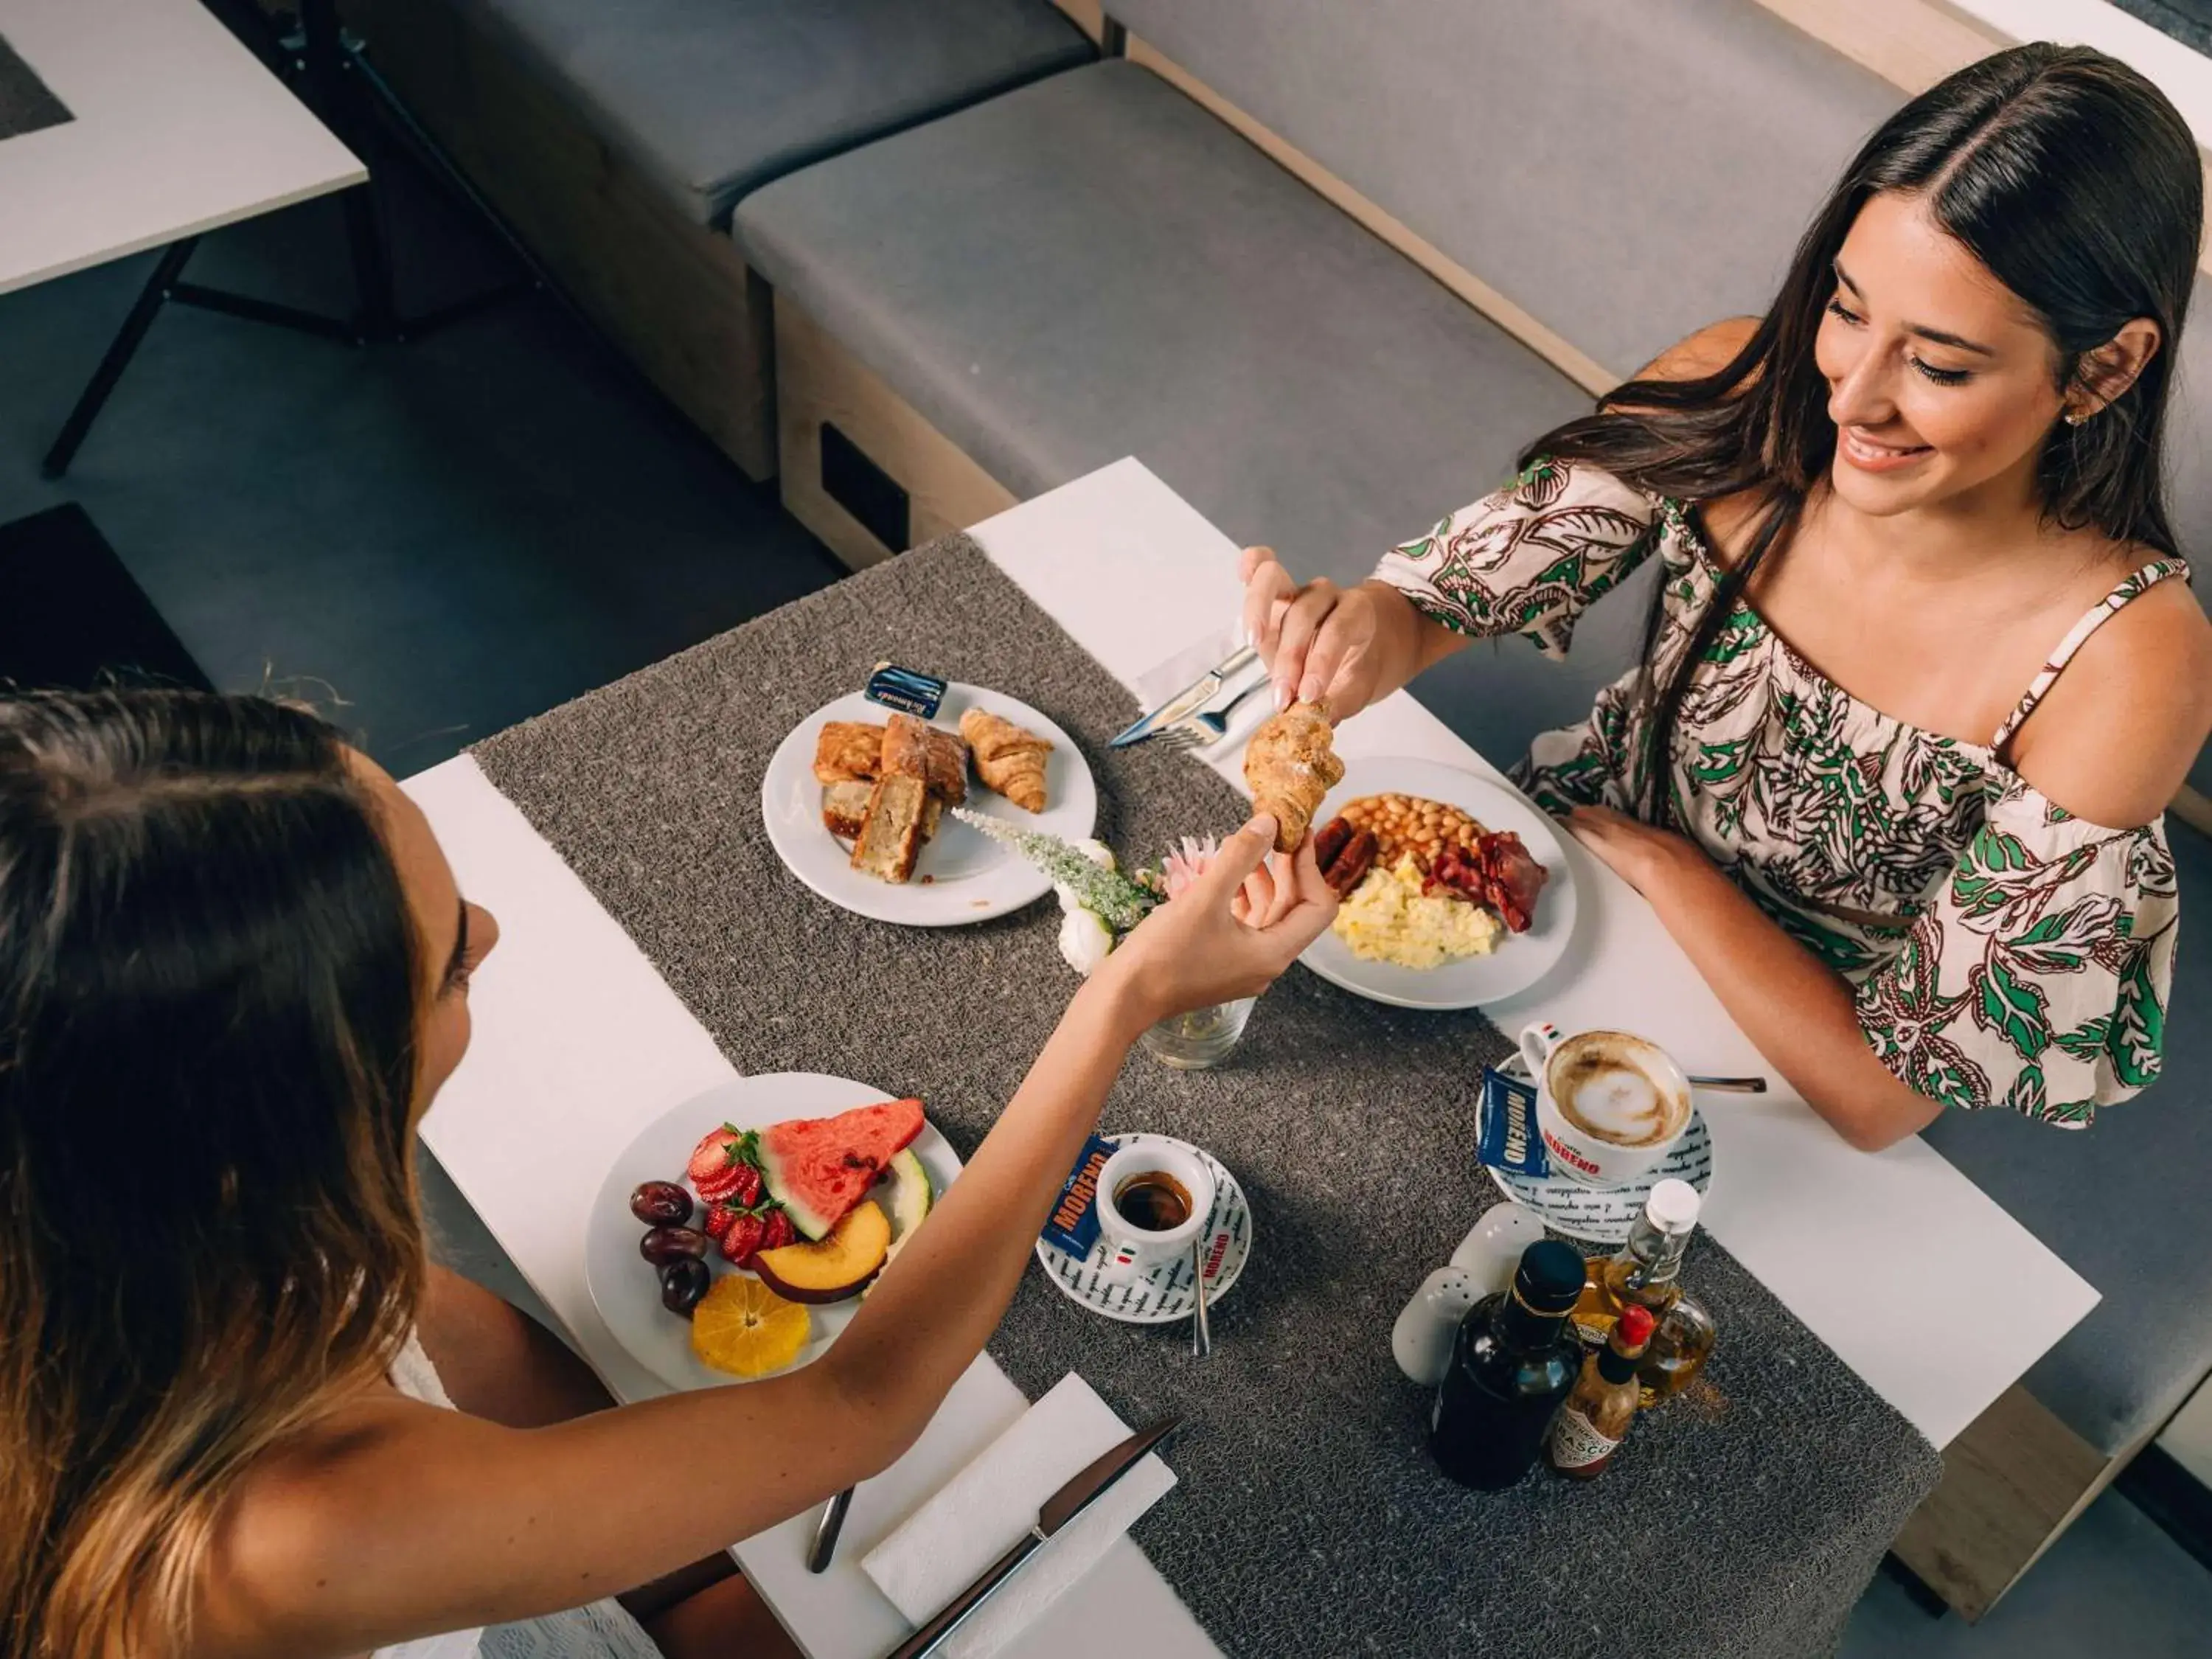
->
[[1138, 996, 1256, 1070]]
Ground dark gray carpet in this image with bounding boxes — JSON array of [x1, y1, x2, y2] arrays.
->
[[0, 34, 69, 142], [472, 531, 1940, 1659]]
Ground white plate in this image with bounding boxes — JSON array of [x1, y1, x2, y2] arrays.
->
[[1298, 757, 1577, 1010], [760, 684, 1098, 927], [1033, 1134, 1251, 1324], [584, 1074, 962, 1391], [1484, 1057, 1715, 1245]]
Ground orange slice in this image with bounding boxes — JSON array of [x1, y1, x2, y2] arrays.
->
[[690, 1276, 810, 1378]]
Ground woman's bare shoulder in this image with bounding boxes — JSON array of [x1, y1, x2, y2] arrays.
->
[[2010, 568, 2212, 827]]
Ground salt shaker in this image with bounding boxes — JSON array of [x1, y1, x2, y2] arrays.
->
[[1391, 1265, 1484, 1385], [1451, 1205, 1549, 1295]]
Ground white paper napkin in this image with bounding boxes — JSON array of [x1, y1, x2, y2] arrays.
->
[[860, 1373, 1177, 1659], [1133, 625, 1243, 708]]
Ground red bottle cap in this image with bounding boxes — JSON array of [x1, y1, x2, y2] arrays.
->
[[1620, 1304, 1658, 1346]]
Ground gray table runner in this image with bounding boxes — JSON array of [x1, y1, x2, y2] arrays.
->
[[0, 36, 70, 143], [473, 534, 1939, 1658]]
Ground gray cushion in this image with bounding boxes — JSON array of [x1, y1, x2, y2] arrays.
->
[[455, 0, 1093, 224], [737, 60, 1629, 764], [1110, 0, 1902, 382], [1920, 818, 2212, 1455]]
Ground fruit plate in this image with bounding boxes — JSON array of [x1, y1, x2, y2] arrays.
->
[[759, 684, 1098, 928], [1298, 757, 1578, 1011], [584, 1074, 961, 1391], [1033, 1134, 1251, 1324]]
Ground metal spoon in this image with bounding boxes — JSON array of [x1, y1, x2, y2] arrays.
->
[[1190, 1237, 1212, 1358], [807, 1486, 853, 1573], [1688, 1075, 1768, 1093]]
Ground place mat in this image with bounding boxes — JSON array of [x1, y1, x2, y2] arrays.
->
[[0, 35, 70, 142], [473, 534, 1940, 1659]]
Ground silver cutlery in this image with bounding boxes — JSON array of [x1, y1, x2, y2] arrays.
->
[[807, 1486, 853, 1573], [1189, 1237, 1212, 1358], [884, 1417, 1180, 1659], [1109, 645, 1262, 748], [1688, 1075, 1768, 1093], [1151, 678, 1270, 753]]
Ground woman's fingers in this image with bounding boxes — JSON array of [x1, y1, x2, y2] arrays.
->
[[1241, 549, 1295, 661], [1297, 600, 1366, 708], [1234, 858, 1278, 925], [1270, 581, 1342, 709]]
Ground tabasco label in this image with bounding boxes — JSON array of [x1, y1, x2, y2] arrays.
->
[[1548, 1405, 1622, 1472]]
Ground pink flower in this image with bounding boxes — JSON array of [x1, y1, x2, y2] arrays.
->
[[1159, 835, 1223, 900]]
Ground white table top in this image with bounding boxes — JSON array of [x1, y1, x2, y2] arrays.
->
[[0, 0, 364, 296], [409, 457, 2098, 1659]]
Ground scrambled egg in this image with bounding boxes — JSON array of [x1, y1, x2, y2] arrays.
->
[[1332, 855, 1502, 969]]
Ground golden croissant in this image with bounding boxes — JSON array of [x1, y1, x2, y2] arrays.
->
[[1244, 700, 1344, 852], [959, 708, 1052, 813]]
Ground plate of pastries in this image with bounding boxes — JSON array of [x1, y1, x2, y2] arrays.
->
[[760, 682, 1098, 926]]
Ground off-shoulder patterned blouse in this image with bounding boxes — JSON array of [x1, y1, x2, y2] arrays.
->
[[1374, 456, 2183, 1127]]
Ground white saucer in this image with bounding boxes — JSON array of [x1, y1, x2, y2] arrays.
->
[[759, 683, 1098, 928], [1298, 757, 1578, 1010], [584, 1074, 961, 1390], [1034, 1133, 1251, 1324], [1484, 1056, 1714, 1246]]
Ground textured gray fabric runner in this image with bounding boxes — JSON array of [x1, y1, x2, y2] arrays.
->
[[472, 533, 1940, 1659], [0, 36, 70, 142]]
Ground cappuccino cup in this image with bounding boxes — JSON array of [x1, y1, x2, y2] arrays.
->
[[1518, 1023, 1691, 1189], [1095, 1141, 1217, 1283]]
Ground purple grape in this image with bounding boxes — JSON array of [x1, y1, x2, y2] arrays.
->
[[630, 1180, 693, 1226], [660, 1257, 710, 1316], [640, 1225, 709, 1265]]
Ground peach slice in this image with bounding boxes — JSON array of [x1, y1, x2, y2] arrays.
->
[[752, 1201, 891, 1304]]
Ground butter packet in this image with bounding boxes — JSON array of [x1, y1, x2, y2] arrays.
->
[[864, 662, 947, 719], [1476, 1067, 1550, 1179], [1040, 1133, 1117, 1256]]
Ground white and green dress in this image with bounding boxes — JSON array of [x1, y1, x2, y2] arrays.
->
[[1374, 456, 2182, 1127]]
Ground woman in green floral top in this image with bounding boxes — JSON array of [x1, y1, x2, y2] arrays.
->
[[1244, 45, 2212, 1151]]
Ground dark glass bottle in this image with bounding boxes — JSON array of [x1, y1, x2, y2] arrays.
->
[[1428, 1239, 1587, 1490]]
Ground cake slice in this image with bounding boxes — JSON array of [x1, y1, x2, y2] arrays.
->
[[883, 712, 969, 804], [821, 780, 874, 841], [850, 773, 930, 883], [813, 721, 887, 785]]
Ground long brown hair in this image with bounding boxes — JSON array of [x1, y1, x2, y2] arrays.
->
[[1524, 44, 2201, 821], [0, 691, 428, 1658]]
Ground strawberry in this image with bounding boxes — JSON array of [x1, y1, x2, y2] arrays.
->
[[725, 1163, 764, 1210], [720, 1210, 767, 1267], [758, 1208, 796, 1253], [689, 1127, 758, 1204], [687, 1127, 743, 1185], [703, 1202, 740, 1243]]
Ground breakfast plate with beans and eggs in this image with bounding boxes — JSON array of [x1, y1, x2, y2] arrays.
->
[[1299, 757, 1577, 1010]]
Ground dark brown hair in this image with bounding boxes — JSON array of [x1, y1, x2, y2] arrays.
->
[[0, 690, 428, 1658], [1525, 44, 2201, 819]]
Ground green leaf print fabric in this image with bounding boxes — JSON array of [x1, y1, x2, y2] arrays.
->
[[1373, 456, 2181, 1127]]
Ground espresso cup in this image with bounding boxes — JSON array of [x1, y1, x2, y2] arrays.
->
[[1095, 1141, 1216, 1283], [1518, 1022, 1691, 1189]]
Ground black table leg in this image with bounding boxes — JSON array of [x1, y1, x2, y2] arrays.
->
[[42, 237, 200, 480]]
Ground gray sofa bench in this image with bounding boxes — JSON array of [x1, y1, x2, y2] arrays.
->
[[345, 0, 1093, 479], [731, 0, 2212, 1619]]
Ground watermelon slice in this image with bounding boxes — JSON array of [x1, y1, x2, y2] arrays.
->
[[757, 1098, 927, 1240]]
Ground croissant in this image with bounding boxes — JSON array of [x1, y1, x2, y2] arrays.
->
[[1243, 700, 1344, 852], [959, 708, 1052, 813]]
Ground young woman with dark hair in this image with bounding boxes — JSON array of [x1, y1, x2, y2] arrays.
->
[[0, 690, 1335, 1659], [1245, 44, 2212, 1151]]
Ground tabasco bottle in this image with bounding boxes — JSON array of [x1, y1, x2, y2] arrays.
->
[[1428, 1239, 1586, 1491], [1548, 1304, 1657, 1479]]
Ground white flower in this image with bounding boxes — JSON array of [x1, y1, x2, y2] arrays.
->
[[1057, 904, 1116, 977], [1074, 838, 1117, 871]]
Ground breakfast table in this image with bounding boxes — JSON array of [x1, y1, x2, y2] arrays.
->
[[408, 458, 2101, 1659]]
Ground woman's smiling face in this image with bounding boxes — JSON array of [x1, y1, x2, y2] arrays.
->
[[1814, 189, 2073, 517]]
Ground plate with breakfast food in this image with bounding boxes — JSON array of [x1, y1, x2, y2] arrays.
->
[[760, 681, 1097, 925], [584, 1074, 961, 1390], [1295, 755, 1577, 1009]]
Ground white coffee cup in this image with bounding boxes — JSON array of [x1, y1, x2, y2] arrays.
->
[[1095, 1141, 1217, 1283], [1518, 1022, 1692, 1189]]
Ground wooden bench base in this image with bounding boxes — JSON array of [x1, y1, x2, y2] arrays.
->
[[344, 0, 778, 481]]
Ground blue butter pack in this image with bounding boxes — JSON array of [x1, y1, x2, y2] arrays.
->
[[864, 662, 947, 720], [1040, 1133, 1117, 1256], [1476, 1066, 1551, 1179]]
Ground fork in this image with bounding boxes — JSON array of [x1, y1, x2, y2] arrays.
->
[[1154, 680, 1270, 752]]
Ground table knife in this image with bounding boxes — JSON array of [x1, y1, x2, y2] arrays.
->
[[1109, 646, 1260, 748], [807, 1486, 854, 1573], [883, 1417, 1180, 1659]]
